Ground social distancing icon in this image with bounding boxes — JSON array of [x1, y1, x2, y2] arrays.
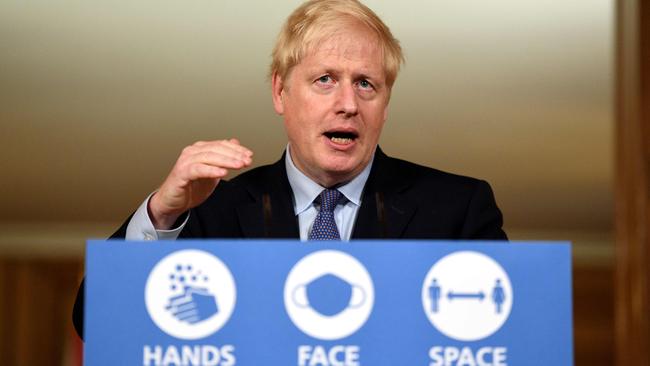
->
[[421, 251, 513, 341]]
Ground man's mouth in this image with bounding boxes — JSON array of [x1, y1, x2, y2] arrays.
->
[[323, 131, 358, 145]]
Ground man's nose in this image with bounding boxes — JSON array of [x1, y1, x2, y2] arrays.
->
[[336, 82, 359, 117]]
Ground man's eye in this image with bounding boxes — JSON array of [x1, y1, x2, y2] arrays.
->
[[358, 80, 373, 89], [317, 75, 332, 83]]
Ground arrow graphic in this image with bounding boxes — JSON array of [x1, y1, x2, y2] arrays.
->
[[447, 291, 485, 301]]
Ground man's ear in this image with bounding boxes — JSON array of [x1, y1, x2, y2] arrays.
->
[[271, 71, 285, 115], [383, 97, 390, 123]]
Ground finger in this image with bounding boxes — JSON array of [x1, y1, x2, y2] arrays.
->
[[173, 302, 197, 314], [166, 293, 192, 307], [192, 139, 253, 157], [186, 144, 253, 168], [208, 146, 252, 165], [167, 296, 193, 308], [190, 138, 253, 154], [184, 163, 229, 182], [176, 313, 200, 323], [225, 138, 253, 157], [173, 308, 199, 319], [223, 139, 253, 158], [187, 151, 251, 171], [185, 316, 201, 324], [167, 293, 188, 303]]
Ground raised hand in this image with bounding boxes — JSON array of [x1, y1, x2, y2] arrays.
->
[[149, 139, 253, 229]]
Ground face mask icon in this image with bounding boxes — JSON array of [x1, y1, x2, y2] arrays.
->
[[292, 273, 366, 316], [284, 250, 375, 340]]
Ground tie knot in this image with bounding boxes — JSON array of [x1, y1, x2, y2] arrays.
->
[[316, 189, 343, 212]]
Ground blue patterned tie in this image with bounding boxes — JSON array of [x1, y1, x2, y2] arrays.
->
[[309, 189, 343, 240]]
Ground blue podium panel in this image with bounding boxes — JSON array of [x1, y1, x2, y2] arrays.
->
[[85, 240, 572, 366]]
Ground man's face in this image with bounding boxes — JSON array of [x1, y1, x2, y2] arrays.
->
[[272, 22, 390, 187]]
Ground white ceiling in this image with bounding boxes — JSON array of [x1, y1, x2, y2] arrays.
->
[[0, 0, 613, 234]]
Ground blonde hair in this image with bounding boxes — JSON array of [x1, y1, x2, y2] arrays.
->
[[270, 0, 404, 88]]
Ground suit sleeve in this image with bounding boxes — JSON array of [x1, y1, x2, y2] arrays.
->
[[71, 219, 127, 340], [459, 180, 508, 240]]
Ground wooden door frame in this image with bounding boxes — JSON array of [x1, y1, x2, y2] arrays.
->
[[615, 0, 650, 365]]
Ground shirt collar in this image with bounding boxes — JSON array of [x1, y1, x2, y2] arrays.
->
[[285, 144, 374, 216]]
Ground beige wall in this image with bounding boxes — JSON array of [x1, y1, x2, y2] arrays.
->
[[0, 0, 613, 258]]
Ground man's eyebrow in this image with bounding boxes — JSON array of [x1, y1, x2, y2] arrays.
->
[[356, 72, 375, 80], [306, 66, 385, 85], [306, 67, 344, 80]]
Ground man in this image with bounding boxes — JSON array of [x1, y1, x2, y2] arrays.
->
[[73, 0, 507, 339]]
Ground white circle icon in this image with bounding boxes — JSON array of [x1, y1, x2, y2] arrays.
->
[[145, 250, 236, 340], [284, 250, 374, 340], [421, 251, 513, 341]]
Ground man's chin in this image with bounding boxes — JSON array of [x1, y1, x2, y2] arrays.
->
[[317, 160, 366, 185]]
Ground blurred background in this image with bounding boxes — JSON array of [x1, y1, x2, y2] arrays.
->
[[0, 0, 631, 364]]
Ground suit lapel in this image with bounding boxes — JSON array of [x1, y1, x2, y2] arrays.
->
[[352, 148, 417, 239], [236, 154, 300, 239], [235, 148, 415, 240], [236, 203, 265, 238], [384, 190, 418, 238]]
